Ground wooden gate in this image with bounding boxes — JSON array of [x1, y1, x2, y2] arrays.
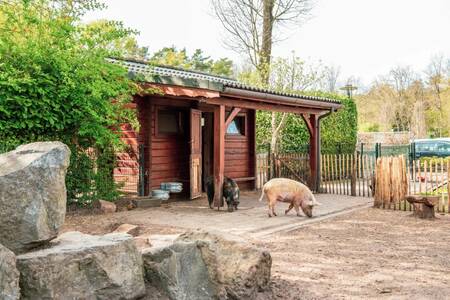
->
[[189, 109, 202, 199]]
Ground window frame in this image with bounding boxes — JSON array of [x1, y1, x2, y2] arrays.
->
[[226, 113, 247, 138], [155, 107, 186, 137]]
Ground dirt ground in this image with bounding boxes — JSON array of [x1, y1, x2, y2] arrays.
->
[[63, 204, 450, 299], [260, 209, 450, 300]]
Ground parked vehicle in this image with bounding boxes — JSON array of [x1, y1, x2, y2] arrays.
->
[[413, 138, 450, 158]]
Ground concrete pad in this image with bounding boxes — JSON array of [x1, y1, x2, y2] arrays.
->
[[110, 191, 373, 238]]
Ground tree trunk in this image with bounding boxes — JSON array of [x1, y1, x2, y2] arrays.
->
[[260, 0, 274, 83], [270, 112, 288, 153]]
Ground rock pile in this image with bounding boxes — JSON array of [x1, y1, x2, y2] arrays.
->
[[17, 232, 146, 300], [0, 244, 20, 300], [0, 142, 273, 300], [0, 142, 70, 254], [143, 230, 272, 299]]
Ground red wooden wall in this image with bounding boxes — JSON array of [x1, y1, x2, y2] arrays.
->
[[224, 109, 256, 190], [114, 96, 256, 196], [149, 103, 190, 192]]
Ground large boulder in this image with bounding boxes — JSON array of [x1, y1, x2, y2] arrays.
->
[[143, 231, 272, 300], [0, 244, 20, 300], [17, 231, 146, 300], [0, 142, 70, 253]]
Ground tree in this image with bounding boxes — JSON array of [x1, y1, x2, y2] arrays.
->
[[355, 55, 450, 138], [212, 0, 314, 152], [323, 65, 341, 93], [148, 47, 234, 77], [0, 0, 139, 204], [212, 0, 313, 82], [389, 66, 417, 132], [425, 54, 449, 137], [84, 20, 149, 60]]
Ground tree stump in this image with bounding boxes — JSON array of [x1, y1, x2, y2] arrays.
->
[[406, 195, 440, 219]]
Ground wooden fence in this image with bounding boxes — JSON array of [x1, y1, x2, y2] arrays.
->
[[373, 156, 408, 208], [256, 152, 376, 197], [256, 152, 449, 214], [256, 153, 270, 189], [320, 153, 375, 197], [372, 156, 449, 213], [256, 153, 310, 189]]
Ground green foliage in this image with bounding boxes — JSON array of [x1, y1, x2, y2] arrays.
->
[[84, 20, 149, 60], [256, 93, 358, 154], [360, 122, 380, 132], [320, 94, 358, 154], [149, 47, 234, 77], [0, 0, 137, 205]]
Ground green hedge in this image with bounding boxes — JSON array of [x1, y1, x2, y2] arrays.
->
[[256, 93, 358, 154]]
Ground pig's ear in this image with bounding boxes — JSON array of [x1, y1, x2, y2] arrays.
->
[[314, 201, 322, 206]]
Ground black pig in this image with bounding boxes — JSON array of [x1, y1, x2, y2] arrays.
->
[[205, 176, 240, 212]]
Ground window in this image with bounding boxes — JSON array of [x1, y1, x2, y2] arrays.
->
[[157, 110, 184, 135], [227, 116, 245, 135], [437, 142, 450, 153]]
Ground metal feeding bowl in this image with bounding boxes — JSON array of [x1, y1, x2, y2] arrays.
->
[[160, 182, 183, 193], [151, 189, 170, 201]]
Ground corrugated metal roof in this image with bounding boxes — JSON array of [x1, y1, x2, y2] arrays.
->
[[108, 58, 340, 104]]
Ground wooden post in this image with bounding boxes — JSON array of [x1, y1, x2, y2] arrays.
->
[[213, 104, 225, 208], [447, 160, 450, 213], [308, 114, 319, 192], [351, 153, 357, 196]]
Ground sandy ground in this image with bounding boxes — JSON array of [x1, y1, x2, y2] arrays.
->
[[259, 209, 450, 300], [63, 197, 450, 299]]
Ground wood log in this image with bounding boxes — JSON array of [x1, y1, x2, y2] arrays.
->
[[406, 195, 439, 219]]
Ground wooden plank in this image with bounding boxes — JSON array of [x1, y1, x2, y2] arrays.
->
[[351, 154, 356, 196], [339, 154, 343, 195], [357, 154, 361, 197], [418, 159, 422, 194], [447, 160, 450, 213], [344, 153, 350, 195], [327, 154, 331, 194], [362, 154, 366, 197], [301, 114, 314, 135], [441, 158, 445, 212], [213, 104, 225, 208], [308, 114, 319, 191], [205, 97, 326, 115]]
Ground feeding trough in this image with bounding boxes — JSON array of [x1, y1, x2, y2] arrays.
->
[[151, 189, 170, 201], [160, 182, 183, 193]]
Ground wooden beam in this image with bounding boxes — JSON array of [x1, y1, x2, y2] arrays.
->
[[309, 114, 319, 191], [148, 94, 331, 115], [213, 105, 225, 208], [225, 107, 242, 129], [204, 97, 325, 115], [301, 114, 314, 136]]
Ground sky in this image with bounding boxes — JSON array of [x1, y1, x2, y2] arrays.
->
[[83, 0, 450, 86]]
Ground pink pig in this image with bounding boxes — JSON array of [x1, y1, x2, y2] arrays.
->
[[258, 178, 321, 218]]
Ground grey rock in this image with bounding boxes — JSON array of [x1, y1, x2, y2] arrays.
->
[[0, 243, 20, 300], [143, 231, 272, 300], [17, 231, 146, 300], [0, 142, 70, 254]]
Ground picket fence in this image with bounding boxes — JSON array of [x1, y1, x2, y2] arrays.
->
[[256, 152, 450, 213]]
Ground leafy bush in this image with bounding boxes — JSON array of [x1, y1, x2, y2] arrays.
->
[[0, 0, 138, 206]]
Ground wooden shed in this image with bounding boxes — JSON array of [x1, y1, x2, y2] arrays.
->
[[112, 59, 342, 207]]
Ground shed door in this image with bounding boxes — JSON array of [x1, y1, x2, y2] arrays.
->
[[190, 109, 202, 199]]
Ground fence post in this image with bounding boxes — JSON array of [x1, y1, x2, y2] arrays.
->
[[375, 143, 381, 160], [351, 152, 357, 196], [138, 144, 145, 197], [268, 143, 272, 180]]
